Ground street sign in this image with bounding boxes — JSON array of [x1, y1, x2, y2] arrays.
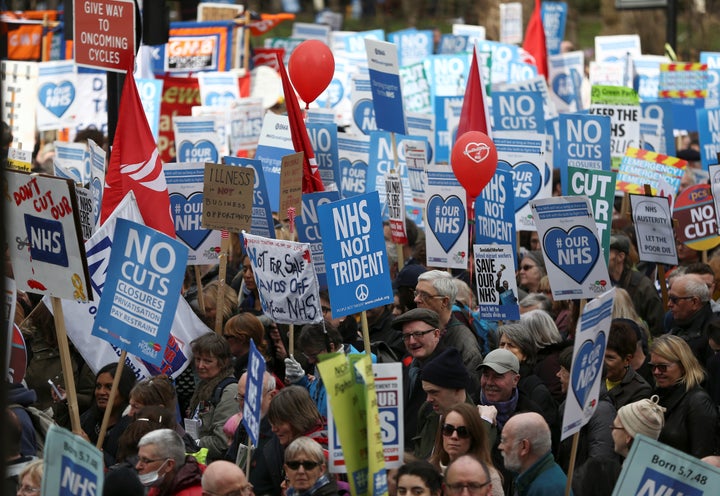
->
[[74, 0, 136, 72]]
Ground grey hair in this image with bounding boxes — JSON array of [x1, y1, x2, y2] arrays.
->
[[518, 293, 551, 313], [418, 270, 457, 304], [138, 428, 186, 466], [681, 274, 711, 303], [514, 415, 552, 456], [285, 436, 325, 465], [497, 322, 535, 363], [446, 454, 490, 485], [263, 372, 277, 393], [520, 309, 563, 348], [452, 278, 475, 308]]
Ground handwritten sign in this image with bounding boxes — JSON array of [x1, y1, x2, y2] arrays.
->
[[243, 233, 322, 324], [279, 152, 304, 217], [202, 163, 254, 232]]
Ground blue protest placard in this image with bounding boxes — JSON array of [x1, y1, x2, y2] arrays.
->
[[560, 288, 613, 441], [696, 107, 720, 169], [350, 74, 377, 136], [491, 90, 545, 133], [42, 424, 104, 496], [388, 28, 434, 67], [308, 122, 341, 192], [296, 191, 342, 290], [558, 113, 612, 195], [531, 196, 611, 301], [91, 219, 189, 366], [223, 156, 276, 239], [338, 133, 371, 198], [542, 2, 568, 56], [548, 51, 584, 113], [365, 39, 407, 135], [475, 169, 516, 247], [434, 95, 464, 163], [254, 112, 294, 211], [426, 54, 472, 99], [612, 434, 720, 496], [137, 78, 164, 140], [242, 339, 267, 446], [640, 100, 676, 156], [318, 192, 393, 317], [438, 34, 470, 55]]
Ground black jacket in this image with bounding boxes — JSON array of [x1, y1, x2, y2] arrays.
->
[[655, 383, 718, 458], [616, 268, 664, 337], [600, 366, 652, 410]]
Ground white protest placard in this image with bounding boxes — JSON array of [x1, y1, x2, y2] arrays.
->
[[5, 171, 91, 301], [386, 173, 407, 244], [243, 233, 323, 324], [197, 71, 241, 107], [425, 167, 469, 269], [1, 60, 39, 150], [88, 138, 106, 228], [173, 115, 224, 164], [37, 60, 78, 131], [499, 3, 523, 45], [710, 164, 720, 234], [404, 139, 427, 206], [560, 287, 614, 441], [7, 146, 33, 171], [228, 97, 264, 154], [630, 194, 678, 266], [54, 141, 89, 185], [531, 196, 611, 300], [612, 434, 720, 496], [473, 244, 520, 321], [75, 186, 94, 241], [42, 424, 104, 496]]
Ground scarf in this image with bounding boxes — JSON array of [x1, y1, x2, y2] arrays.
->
[[186, 371, 234, 418], [286, 474, 332, 496], [481, 387, 519, 430]]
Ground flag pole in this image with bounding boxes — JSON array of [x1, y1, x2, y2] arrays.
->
[[194, 265, 206, 316], [51, 297, 82, 433]]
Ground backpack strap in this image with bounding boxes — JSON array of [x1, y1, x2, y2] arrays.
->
[[212, 376, 238, 406]]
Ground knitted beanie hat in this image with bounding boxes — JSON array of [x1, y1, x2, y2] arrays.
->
[[617, 395, 666, 440]]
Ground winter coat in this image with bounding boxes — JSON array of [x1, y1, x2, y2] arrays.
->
[[655, 383, 718, 458], [147, 456, 204, 496]]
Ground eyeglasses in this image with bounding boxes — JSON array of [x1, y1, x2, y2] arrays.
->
[[610, 424, 625, 430], [668, 295, 695, 304], [401, 329, 436, 341], [442, 423, 471, 439], [414, 290, 446, 302], [285, 460, 322, 470], [649, 362, 675, 373], [445, 481, 491, 494], [17, 486, 41, 495], [137, 456, 167, 465], [519, 264, 536, 271]]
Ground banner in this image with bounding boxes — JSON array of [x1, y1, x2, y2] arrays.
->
[[473, 244, 520, 321], [616, 147, 686, 195], [243, 233, 322, 324], [532, 196, 611, 300], [560, 288, 614, 441]]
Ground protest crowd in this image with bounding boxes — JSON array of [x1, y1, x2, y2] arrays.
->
[[4, 2, 720, 496]]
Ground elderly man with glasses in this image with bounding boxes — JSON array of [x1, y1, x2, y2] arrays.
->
[[136, 429, 204, 495], [414, 270, 484, 373], [444, 454, 494, 496]]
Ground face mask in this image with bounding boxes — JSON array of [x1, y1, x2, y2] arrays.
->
[[139, 460, 168, 487]]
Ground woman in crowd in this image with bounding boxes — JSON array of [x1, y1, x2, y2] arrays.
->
[[116, 406, 178, 465], [517, 250, 546, 295], [284, 437, 338, 496], [193, 280, 238, 331], [429, 403, 503, 496], [81, 362, 136, 466], [520, 309, 566, 403], [396, 460, 442, 496], [650, 335, 718, 458], [16, 459, 43, 496], [185, 332, 239, 463], [223, 312, 268, 377], [235, 253, 263, 315]]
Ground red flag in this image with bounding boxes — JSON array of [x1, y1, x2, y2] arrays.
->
[[101, 67, 175, 237], [456, 46, 493, 140], [523, 0, 548, 80], [276, 54, 325, 194]]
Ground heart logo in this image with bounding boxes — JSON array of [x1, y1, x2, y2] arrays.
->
[[571, 331, 606, 408], [169, 192, 211, 250], [178, 140, 219, 163], [206, 91, 236, 106], [39, 81, 76, 117], [498, 161, 541, 212], [463, 142, 491, 163], [543, 226, 600, 283], [552, 74, 575, 105], [427, 195, 466, 252]]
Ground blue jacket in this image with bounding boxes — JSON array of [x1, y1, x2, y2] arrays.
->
[[514, 451, 571, 496]]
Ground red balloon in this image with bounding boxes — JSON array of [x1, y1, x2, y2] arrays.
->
[[289, 40, 335, 105], [451, 131, 498, 198]]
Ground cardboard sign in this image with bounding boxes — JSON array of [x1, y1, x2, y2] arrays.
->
[[278, 152, 304, 218], [630, 194, 678, 266], [318, 192, 393, 317], [42, 424, 104, 496], [673, 184, 720, 251], [241, 340, 266, 446], [560, 288, 614, 441], [243, 233, 322, 324], [223, 156, 276, 239], [425, 167, 468, 269], [202, 162, 254, 232], [532, 196, 611, 300], [474, 244, 520, 321], [74, 0, 136, 73], [365, 38, 407, 135], [92, 219, 188, 367], [612, 434, 720, 496], [5, 171, 91, 301], [296, 191, 342, 291], [166, 162, 222, 265]]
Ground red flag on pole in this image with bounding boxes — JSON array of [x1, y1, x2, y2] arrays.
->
[[276, 54, 325, 194], [101, 66, 175, 237], [523, 0, 549, 80], [456, 46, 493, 140]]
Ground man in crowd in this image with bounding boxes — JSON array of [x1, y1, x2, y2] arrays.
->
[[608, 234, 664, 336], [202, 460, 253, 496], [666, 273, 716, 363], [414, 347, 473, 459], [414, 270, 484, 372], [444, 454, 494, 496], [499, 413, 568, 495]]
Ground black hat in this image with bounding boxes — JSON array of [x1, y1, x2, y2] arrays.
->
[[610, 234, 630, 255], [394, 264, 427, 290], [420, 348, 469, 389], [677, 148, 701, 162], [392, 308, 440, 330]]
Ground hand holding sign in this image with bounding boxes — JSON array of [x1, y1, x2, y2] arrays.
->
[[289, 40, 335, 106], [451, 131, 498, 199]]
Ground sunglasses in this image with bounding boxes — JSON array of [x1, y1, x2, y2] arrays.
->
[[519, 264, 536, 271], [442, 423, 471, 439], [286, 460, 321, 471], [649, 362, 674, 373]]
